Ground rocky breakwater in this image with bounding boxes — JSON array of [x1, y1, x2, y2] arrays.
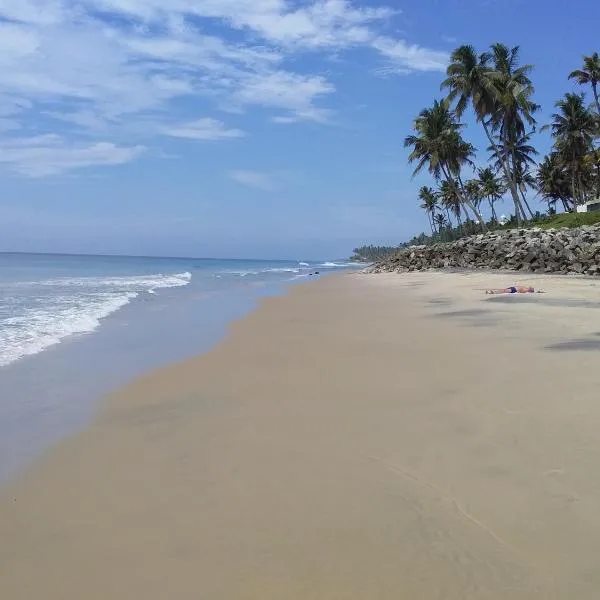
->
[[371, 225, 600, 276]]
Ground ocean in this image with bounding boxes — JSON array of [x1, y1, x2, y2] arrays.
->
[[0, 253, 359, 481]]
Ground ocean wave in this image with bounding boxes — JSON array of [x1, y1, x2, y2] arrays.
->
[[28, 272, 193, 291], [319, 261, 362, 268], [0, 271, 192, 368], [0, 292, 138, 367], [218, 267, 301, 277]]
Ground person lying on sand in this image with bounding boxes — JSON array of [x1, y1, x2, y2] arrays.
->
[[485, 286, 544, 295]]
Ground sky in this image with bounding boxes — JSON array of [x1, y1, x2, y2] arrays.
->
[[0, 0, 599, 259]]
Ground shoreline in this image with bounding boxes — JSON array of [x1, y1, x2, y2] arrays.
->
[[3, 271, 600, 598], [0, 268, 326, 484]]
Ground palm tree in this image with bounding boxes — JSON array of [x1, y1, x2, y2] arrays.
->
[[549, 93, 597, 206], [489, 43, 539, 223], [433, 213, 448, 236], [404, 99, 486, 227], [441, 44, 535, 226], [464, 179, 483, 219], [418, 186, 439, 235], [514, 164, 537, 219], [439, 179, 464, 228], [433, 213, 448, 239], [477, 167, 504, 221], [490, 131, 538, 219], [569, 52, 600, 114], [536, 153, 573, 212]]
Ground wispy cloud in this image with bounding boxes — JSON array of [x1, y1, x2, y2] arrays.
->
[[441, 35, 458, 44], [228, 170, 279, 191], [0, 0, 448, 176], [0, 135, 145, 177], [163, 118, 245, 141]]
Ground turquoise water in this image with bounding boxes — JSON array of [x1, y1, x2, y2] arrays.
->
[[0, 253, 358, 481]]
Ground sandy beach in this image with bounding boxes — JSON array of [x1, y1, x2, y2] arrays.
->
[[2, 271, 600, 599]]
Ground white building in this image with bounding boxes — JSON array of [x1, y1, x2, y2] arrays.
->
[[576, 200, 600, 213]]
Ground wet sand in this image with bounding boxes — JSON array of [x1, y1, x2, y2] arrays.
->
[[2, 271, 600, 599]]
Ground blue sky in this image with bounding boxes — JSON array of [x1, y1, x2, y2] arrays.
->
[[0, 0, 599, 259]]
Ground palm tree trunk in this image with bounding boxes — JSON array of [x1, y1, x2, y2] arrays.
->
[[519, 189, 535, 220], [593, 83, 600, 115], [427, 213, 435, 236], [445, 207, 453, 227], [489, 197, 497, 221], [571, 157, 579, 209], [577, 171, 585, 205], [481, 120, 524, 226]]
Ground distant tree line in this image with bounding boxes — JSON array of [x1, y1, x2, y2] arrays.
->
[[350, 245, 399, 262]]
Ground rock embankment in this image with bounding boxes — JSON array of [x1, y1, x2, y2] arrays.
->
[[371, 225, 600, 276]]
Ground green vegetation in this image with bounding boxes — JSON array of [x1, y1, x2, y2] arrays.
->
[[406, 45, 600, 235], [351, 245, 399, 262], [535, 211, 600, 229], [353, 47, 600, 258]]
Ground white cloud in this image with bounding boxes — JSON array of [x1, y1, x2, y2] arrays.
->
[[371, 37, 449, 72], [0, 0, 448, 176], [0, 135, 145, 177], [231, 71, 335, 123], [228, 169, 279, 191], [163, 118, 245, 140]]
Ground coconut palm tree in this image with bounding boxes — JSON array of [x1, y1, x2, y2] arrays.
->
[[441, 43, 534, 226], [489, 43, 539, 223], [404, 99, 486, 227], [569, 52, 600, 114], [433, 213, 448, 239], [514, 164, 537, 219], [464, 179, 483, 218], [418, 186, 439, 235], [490, 131, 538, 219], [549, 93, 597, 206], [477, 167, 504, 221], [536, 153, 573, 212], [439, 179, 464, 228]]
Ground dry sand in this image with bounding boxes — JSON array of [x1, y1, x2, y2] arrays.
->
[[2, 271, 600, 599]]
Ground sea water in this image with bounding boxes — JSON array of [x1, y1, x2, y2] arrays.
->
[[0, 253, 358, 481]]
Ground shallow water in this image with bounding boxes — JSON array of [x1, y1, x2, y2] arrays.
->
[[0, 253, 359, 482]]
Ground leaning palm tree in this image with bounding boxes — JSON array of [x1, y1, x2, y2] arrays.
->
[[404, 99, 486, 227], [549, 93, 597, 206], [418, 186, 439, 235], [441, 44, 533, 225], [569, 52, 600, 114], [477, 167, 504, 221]]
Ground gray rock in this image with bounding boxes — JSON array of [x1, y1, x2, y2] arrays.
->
[[370, 224, 600, 276]]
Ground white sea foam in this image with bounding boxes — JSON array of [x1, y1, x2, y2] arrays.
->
[[319, 261, 362, 268], [220, 267, 300, 277], [27, 272, 192, 289], [0, 272, 192, 368]]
